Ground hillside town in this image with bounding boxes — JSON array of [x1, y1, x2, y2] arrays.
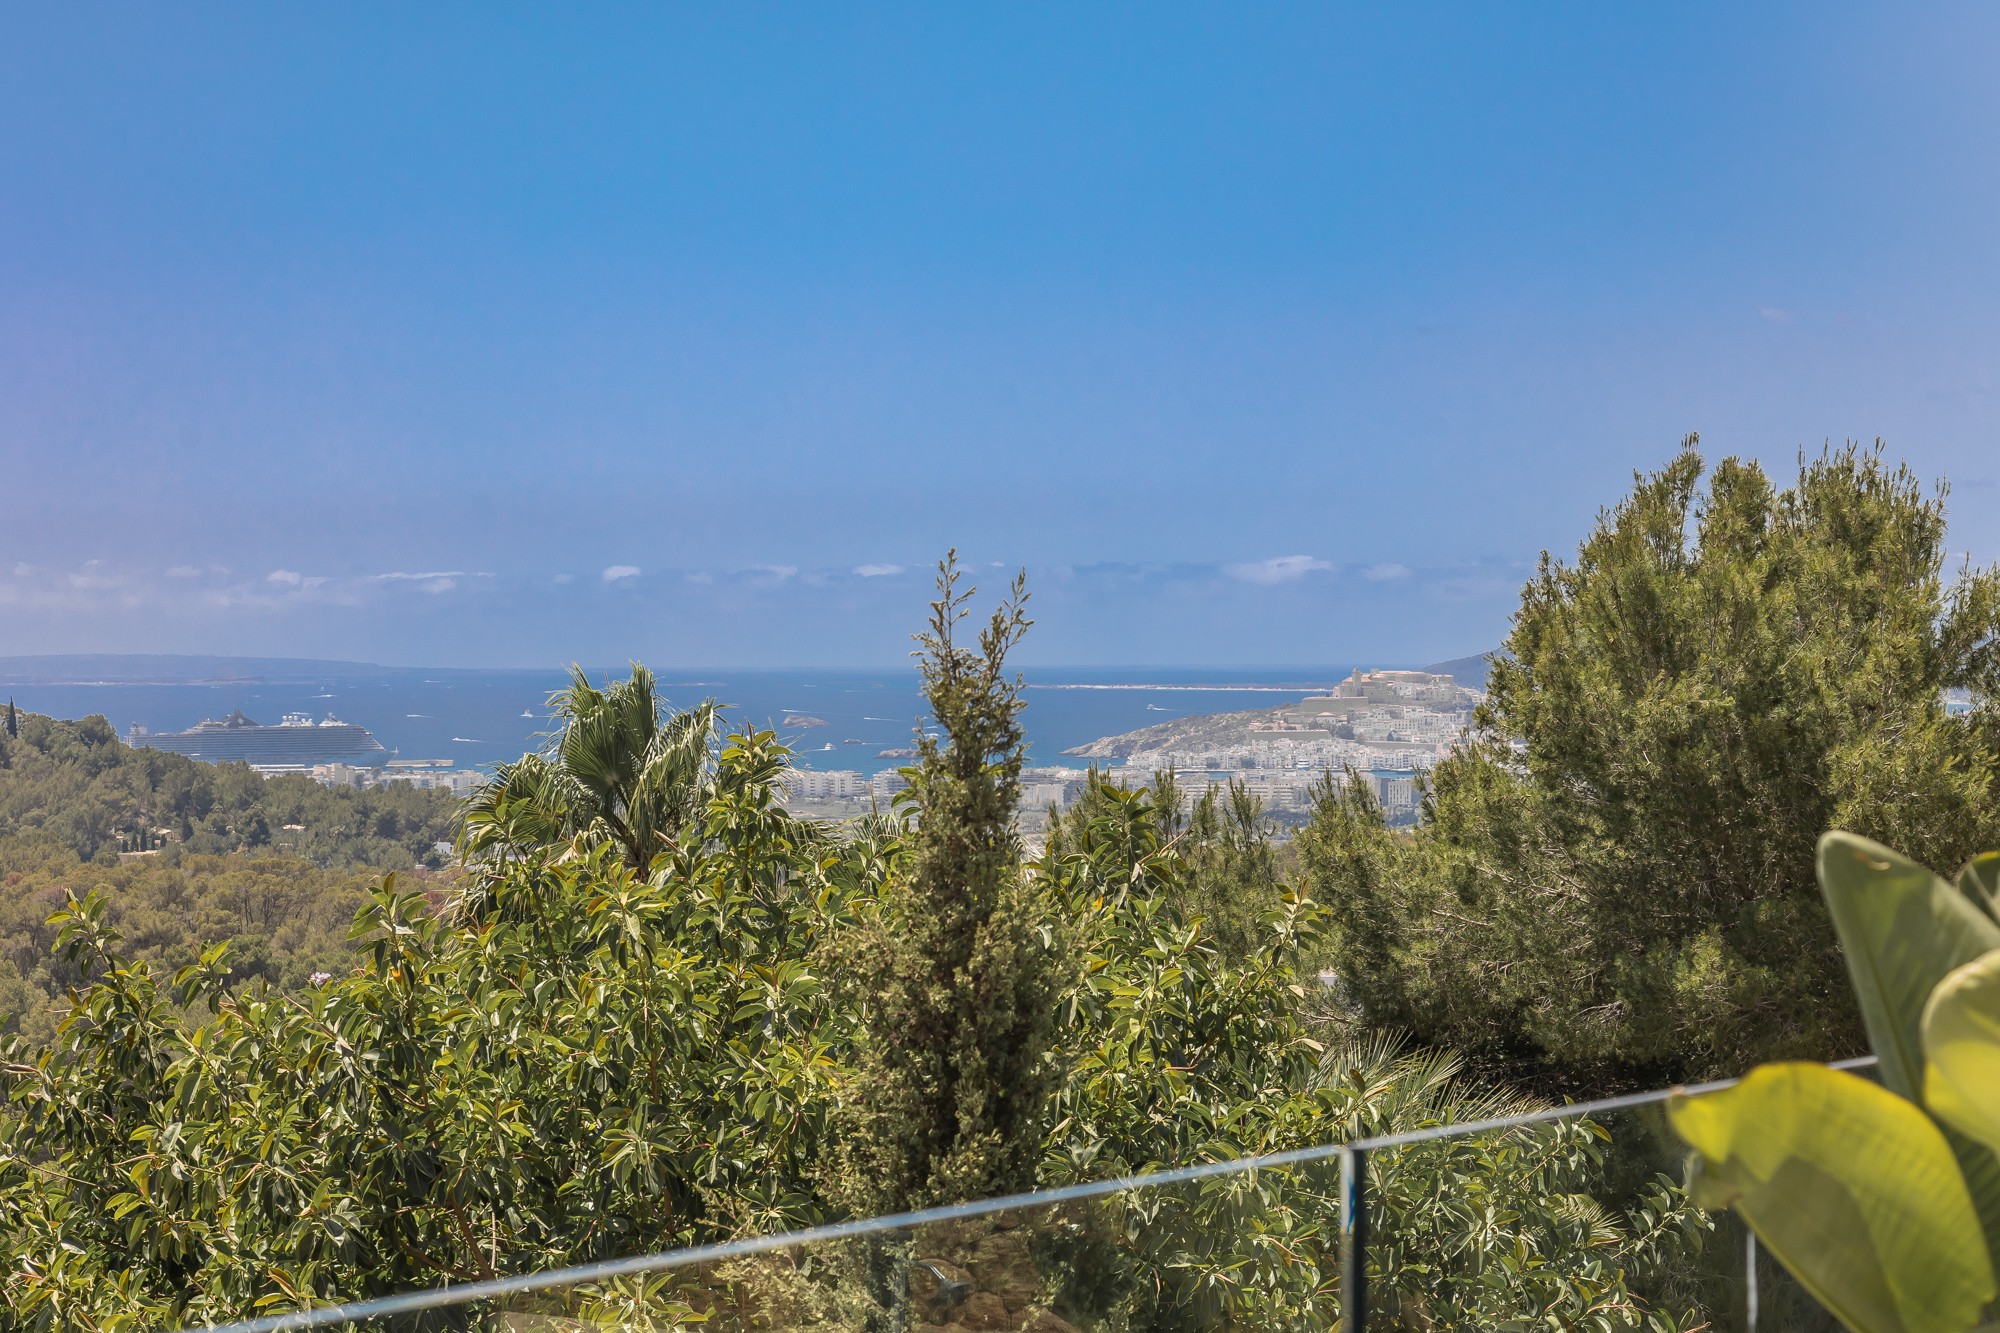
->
[[782, 667, 1484, 828]]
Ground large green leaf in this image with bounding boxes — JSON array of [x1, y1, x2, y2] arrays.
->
[[1960, 854, 2000, 925], [1669, 1062, 1996, 1333], [1926, 949, 2000, 1157], [1820, 833, 2000, 1275], [1817, 832, 2000, 1100]]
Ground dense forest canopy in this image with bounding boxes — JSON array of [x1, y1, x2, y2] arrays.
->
[[0, 842, 399, 1043], [0, 711, 459, 867], [0, 712, 460, 1040]]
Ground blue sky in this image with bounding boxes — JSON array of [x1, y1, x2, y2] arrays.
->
[[4, 4, 1998, 667]]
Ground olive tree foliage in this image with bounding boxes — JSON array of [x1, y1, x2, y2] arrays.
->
[[1304, 441, 2000, 1091], [463, 664, 722, 871], [824, 555, 1061, 1214]]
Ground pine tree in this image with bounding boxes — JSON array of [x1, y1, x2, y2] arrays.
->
[[1304, 440, 2000, 1091], [826, 554, 1060, 1214]]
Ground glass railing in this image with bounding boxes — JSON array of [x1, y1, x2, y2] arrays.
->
[[179, 1059, 1872, 1333], [181, 1154, 1347, 1333], [1345, 1055, 1875, 1333]]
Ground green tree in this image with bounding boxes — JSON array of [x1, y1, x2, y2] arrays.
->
[[1303, 441, 2000, 1091], [1175, 776, 1288, 963], [0, 837, 387, 1041], [463, 665, 721, 871], [1049, 768, 1288, 965], [0, 711, 459, 867], [0, 641, 1722, 1331], [825, 555, 1061, 1213], [1036, 775, 1709, 1333], [0, 730, 851, 1329]]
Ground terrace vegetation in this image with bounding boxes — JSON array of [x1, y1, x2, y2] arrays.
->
[[0, 443, 1994, 1331]]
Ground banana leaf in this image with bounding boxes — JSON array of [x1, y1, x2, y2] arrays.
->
[[1670, 1061, 1994, 1333], [1960, 853, 2000, 925], [1819, 832, 2000, 1098], [1820, 833, 2000, 1275], [1926, 949, 2000, 1158]]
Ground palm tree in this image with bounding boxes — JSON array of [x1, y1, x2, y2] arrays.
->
[[463, 664, 721, 870]]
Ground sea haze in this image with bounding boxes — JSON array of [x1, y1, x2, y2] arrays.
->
[[0, 658, 1376, 777]]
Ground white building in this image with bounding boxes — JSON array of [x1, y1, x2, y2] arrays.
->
[[870, 769, 912, 804], [786, 768, 870, 800]]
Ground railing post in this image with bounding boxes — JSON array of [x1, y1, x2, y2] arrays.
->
[[1342, 1145, 1369, 1333], [1745, 1228, 1759, 1332]]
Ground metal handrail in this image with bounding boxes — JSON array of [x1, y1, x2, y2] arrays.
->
[[1338, 1055, 1877, 1333], [186, 1143, 1354, 1333], [182, 1055, 1877, 1333]]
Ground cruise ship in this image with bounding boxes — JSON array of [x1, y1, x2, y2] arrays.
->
[[132, 710, 389, 768]]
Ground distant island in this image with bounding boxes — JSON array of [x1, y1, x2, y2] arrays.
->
[[1418, 652, 1498, 686], [0, 653, 406, 687], [0, 653, 676, 688]]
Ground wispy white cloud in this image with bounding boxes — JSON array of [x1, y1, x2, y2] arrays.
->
[[371, 570, 491, 595], [747, 564, 798, 581], [2, 559, 486, 622], [67, 561, 121, 592], [1757, 305, 1794, 323], [1362, 562, 1412, 581], [0, 560, 149, 613], [262, 569, 327, 590], [1224, 555, 1332, 586], [853, 563, 904, 578], [371, 570, 488, 582], [602, 565, 642, 583]]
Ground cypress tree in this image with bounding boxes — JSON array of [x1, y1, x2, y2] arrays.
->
[[827, 554, 1059, 1214]]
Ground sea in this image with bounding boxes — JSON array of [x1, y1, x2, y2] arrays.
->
[[1, 663, 1370, 778]]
